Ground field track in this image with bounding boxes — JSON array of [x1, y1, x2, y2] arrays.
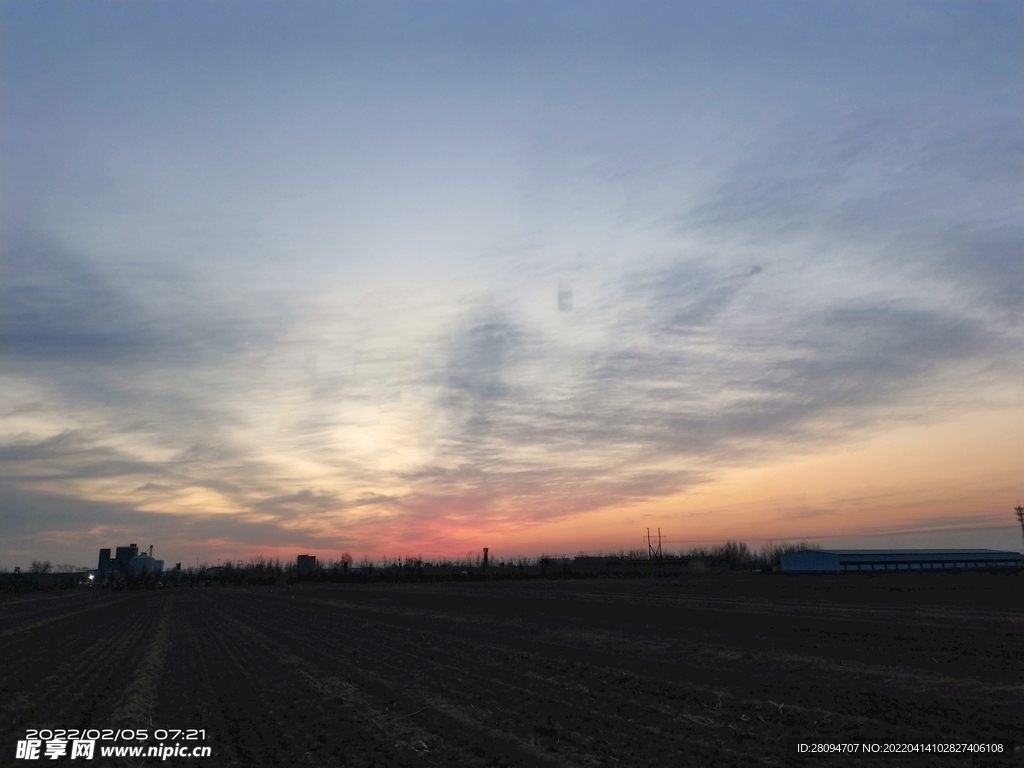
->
[[2, 573, 1022, 767]]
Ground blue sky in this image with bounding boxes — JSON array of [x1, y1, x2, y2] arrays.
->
[[2, 2, 1021, 567]]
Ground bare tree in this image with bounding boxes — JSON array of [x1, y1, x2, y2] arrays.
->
[[339, 552, 352, 574]]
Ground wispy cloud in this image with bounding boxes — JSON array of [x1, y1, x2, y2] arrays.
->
[[1, 2, 1020, 564]]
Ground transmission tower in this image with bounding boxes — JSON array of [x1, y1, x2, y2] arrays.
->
[[1016, 505, 1024, 550], [646, 528, 663, 561]]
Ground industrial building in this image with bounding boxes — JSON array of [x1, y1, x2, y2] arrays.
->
[[96, 543, 164, 581], [97, 548, 115, 575], [97, 544, 139, 576], [780, 549, 1022, 573]]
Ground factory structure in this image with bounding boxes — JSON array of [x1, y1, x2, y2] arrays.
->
[[97, 543, 164, 582], [780, 549, 1022, 573]]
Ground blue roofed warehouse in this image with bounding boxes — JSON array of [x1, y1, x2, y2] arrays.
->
[[780, 549, 1022, 573]]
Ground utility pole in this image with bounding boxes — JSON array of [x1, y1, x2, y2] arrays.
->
[[1016, 505, 1024, 551]]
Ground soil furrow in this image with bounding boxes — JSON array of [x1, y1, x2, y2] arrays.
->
[[207, 591, 567, 768], [10, 577, 1018, 768], [245, 588, 1020, 742]]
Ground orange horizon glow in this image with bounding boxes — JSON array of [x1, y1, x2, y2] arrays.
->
[[15, 403, 1020, 569]]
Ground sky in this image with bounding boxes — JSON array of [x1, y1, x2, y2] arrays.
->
[[1, 1, 1022, 568]]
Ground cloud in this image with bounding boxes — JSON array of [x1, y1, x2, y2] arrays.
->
[[0, 481, 342, 565], [441, 312, 531, 421], [0, 431, 162, 482], [631, 259, 747, 335], [682, 103, 1022, 315], [1, 3, 1019, 562], [411, 237, 1017, 526], [134, 482, 170, 493], [0, 237, 159, 363], [940, 224, 1024, 315]]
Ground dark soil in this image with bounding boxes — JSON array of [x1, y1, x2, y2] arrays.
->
[[3, 572, 1022, 766]]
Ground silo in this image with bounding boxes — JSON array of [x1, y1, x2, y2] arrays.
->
[[130, 554, 165, 576]]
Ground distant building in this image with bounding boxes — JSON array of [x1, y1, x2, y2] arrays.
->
[[780, 549, 1022, 573], [97, 548, 115, 575], [297, 554, 317, 576], [129, 553, 164, 576], [114, 544, 139, 575], [97, 544, 167, 580]]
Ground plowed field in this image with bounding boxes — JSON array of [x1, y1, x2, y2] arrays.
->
[[3, 573, 1022, 767]]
